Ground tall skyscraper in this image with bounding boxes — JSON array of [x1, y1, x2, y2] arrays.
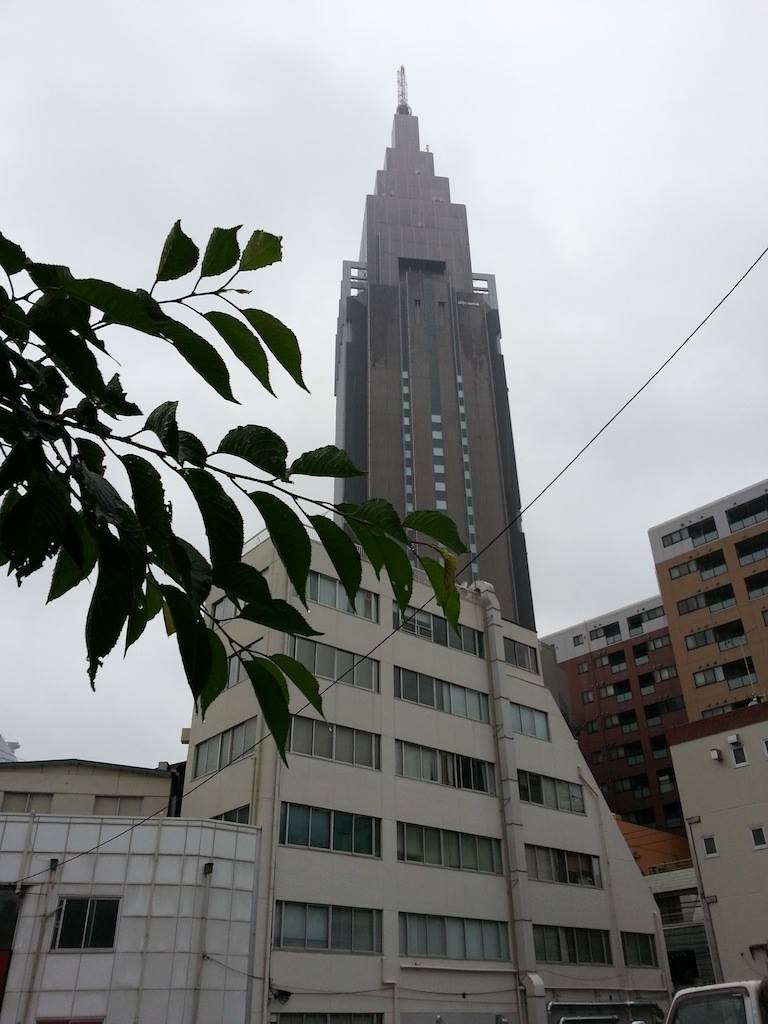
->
[[335, 71, 535, 629]]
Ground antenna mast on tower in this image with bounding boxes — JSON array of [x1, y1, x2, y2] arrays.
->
[[396, 65, 411, 114]]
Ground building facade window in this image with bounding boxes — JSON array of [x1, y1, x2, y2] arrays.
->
[[518, 770, 585, 814], [621, 931, 658, 966], [702, 835, 718, 856], [727, 494, 768, 533], [731, 742, 748, 766], [211, 595, 241, 621], [677, 585, 736, 616], [194, 718, 257, 777], [737, 531, 768, 566], [746, 570, 768, 600], [51, 897, 120, 950], [399, 913, 510, 961], [627, 606, 665, 635], [509, 702, 549, 740], [394, 667, 489, 722], [280, 802, 381, 857], [290, 717, 380, 769], [393, 602, 484, 657], [397, 822, 503, 873], [308, 570, 379, 621], [504, 638, 539, 674], [693, 657, 756, 691], [214, 804, 250, 824], [662, 517, 718, 548], [395, 740, 496, 794], [273, 901, 382, 953], [589, 622, 620, 642], [525, 844, 601, 887], [533, 924, 612, 965], [577, 662, 589, 674], [93, 795, 143, 816], [279, 1016, 381, 1024], [1, 791, 53, 813], [750, 826, 767, 849], [573, 634, 585, 646], [293, 638, 379, 692], [582, 690, 595, 704]]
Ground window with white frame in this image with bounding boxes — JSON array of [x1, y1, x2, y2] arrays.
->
[[509, 702, 549, 740], [51, 897, 120, 950], [731, 742, 749, 766], [394, 667, 489, 722], [397, 822, 503, 873], [533, 924, 612, 964], [525, 844, 601, 887], [193, 718, 258, 777], [621, 931, 658, 966], [750, 826, 767, 849], [518, 770, 585, 814], [290, 716, 380, 769], [395, 740, 496, 794], [273, 901, 381, 952], [399, 913, 509, 960], [702, 835, 718, 856], [293, 637, 378, 692], [1, 791, 53, 813], [93, 795, 143, 816], [280, 802, 381, 857], [214, 804, 250, 824], [308, 570, 379, 622]]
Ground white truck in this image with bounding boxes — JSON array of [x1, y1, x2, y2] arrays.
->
[[663, 982, 768, 1024]]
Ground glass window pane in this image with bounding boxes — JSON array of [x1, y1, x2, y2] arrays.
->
[[309, 808, 331, 849], [451, 685, 467, 717], [313, 722, 334, 759], [479, 694, 489, 722], [443, 830, 460, 867], [354, 730, 374, 768], [399, 913, 407, 954], [355, 658, 375, 691], [402, 669, 418, 702], [482, 920, 501, 959], [287, 804, 311, 846], [509, 703, 522, 732], [461, 625, 476, 653], [282, 903, 306, 946], [56, 899, 88, 948], [553, 849, 568, 883], [461, 834, 479, 870], [576, 929, 591, 963], [305, 905, 328, 948], [243, 718, 257, 753], [308, 572, 319, 601], [331, 906, 352, 950], [570, 784, 585, 813], [477, 837, 494, 872], [335, 648, 354, 686], [333, 812, 354, 853], [315, 643, 336, 679], [427, 916, 446, 956], [432, 616, 447, 646], [435, 681, 446, 711], [405, 823, 424, 862], [353, 909, 375, 951], [292, 717, 313, 755], [353, 815, 373, 855], [536, 846, 553, 881], [534, 711, 549, 740], [465, 919, 483, 958], [407, 914, 428, 956], [404, 744, 421, 778], [335, 726, 355, 763], [521, 706, 536, 736], [424, 827, 442, 864], [418, 674, 435, 706], [422, 747, 438, 782], [446, 917, 464, 958], [466, 689, 481, 720], [319, 575, 337, 606], [556, 781, 571, 811], [294, 638, 315, 671]]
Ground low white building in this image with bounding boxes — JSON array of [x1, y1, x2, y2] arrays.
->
[[182, 532, 673, 1024], [0, 814, 260, 1023]]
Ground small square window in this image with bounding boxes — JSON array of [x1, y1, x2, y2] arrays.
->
[[703, 835, 718, 857], [436, 500, 447, 510], [431, 414, 442, 423], [435, 482, 446, 493], [732, 743, 748, 767], [751, 826, 767, 849], [433, 447, 444, 457]]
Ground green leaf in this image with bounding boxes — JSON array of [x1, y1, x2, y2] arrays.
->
[[103, 373, 142, 417], [168, 536, 212, 604], [240, 598, 321, 637], [184, 468, 243, 571], [345, 519, 385, 577], [419, 554, 460, 633], [124, 576, 164, 652], [76, 437, 105, 475], [76, 463, 134, 527], [244, 309, 306, 391], [339, 498, 408, 544], [61, 279, 162, 335], [308, 515, 361, 608], [249, 490, 311, 602], [212, 562, 271, 605], [269, 652, 323, 714], [204, 311, 273, 395], [156, 220, 199, 282], [289, 445, 363, 479], [240, 230, 282, 272], [245, 658, 290, 762], [121, 454, 173, 561], [144, 401, 179, 459], [0, 475, 76, 581], [177, 430, 207, 467], [200, 226, 241, 278], [161, 585, 212, 699], [48, 522, 98, 602], [32, 320, 106, 400], [86, 530, 136, 685], [159, 316, 236, 403], [198, 629, 229, 716], [380, 536, 413, 613], [217, 424, 287, 479], [403, 509, 467, 555], [26, 263, 73, 289], [0, 232, 26, 275]]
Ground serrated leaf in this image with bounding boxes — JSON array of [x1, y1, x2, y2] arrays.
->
[[177, 430, 207, 467], [245, 658, 289, 762], [77, 463, 133, 526], [48, 523, 98, 602], [379, 535, 413, 613], [244, 309, 306, 391], [289, 445, 363, 479], [0, 475, 76, 581], [103, 373, 142, 417], [86, 530, 136, 685], [156, 220, 199, 282], [239, 598, 321, 637], [32, 320, 106, 400], [204, 311, 273, 395], [161, 585, 211, 698], [0, 232, 26, 275], [199, 629, 229, 716], [61, 278, 162, 335], [144, 401, 179, 459], [419, 554, 460, 633], [345, 519, 385, 577], [76, 437, 105, 475], [124, 575, 164, 653], [240, 230, 282, 271], [339, 498, 408, 544], [308, 515, 361, 608], [184, 468, 243, 571], [169, 536, 212, 604], [159, 316, 236, 403], [403, 509, 467, 555], [249, 490, 311, 603], [270, 652, 323, 714], [217, 425, 287, 479], [121, 454, 173, 562], [200, 225, 241, 278], [213, 562, 271, 605]]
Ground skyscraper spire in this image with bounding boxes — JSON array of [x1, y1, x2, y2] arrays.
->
[[396, 64, 411, 114]]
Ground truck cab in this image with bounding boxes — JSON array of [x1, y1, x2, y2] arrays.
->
[[665, 982, 768, 1024]]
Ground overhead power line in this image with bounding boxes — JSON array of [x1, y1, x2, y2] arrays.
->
[[14, 238, 768, 887]]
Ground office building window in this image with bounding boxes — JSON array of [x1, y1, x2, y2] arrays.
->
[[594, 655, 610, 669], [670, 551, 726, 581], [399, 913, 509, 961], [1, 791, 53, 813], [621, 932, 658, 967], [599, 681, 632, 702], [727, 494, 768, 533], [525, 844, 601, 887], [731, 742, 748, 766], [51, 897, 119, 950], [211, 595, 241, 621], [702, 835, 718, 856], [577, 662, 589, 674], [677, 585, 736, 616], [509, 702, 549, 740], [395, 740, 495, 794], [573, 634, 585, 646], [280, 802, 381, 857], [504, 638, 539, 674], [293, 638, 378, 692], [308, 570, 379, 621], [279, 1016, 382, 1024], [582, 690, 595, 704], [644, 697, 684, 725], [397, 822, 503, 873], [518, 770, 585, 814], [657, 770, 675, 794], [693, 657, 756, 691], [651, 735, 669, 759], [627, 606, 665, 635], [194, 718, 258, 777], [746, 570, 768, 600], [93, 795, 143, 816], [737, 531, 768, 567], [662, 517, 718, 548], [290, 717, 380, 769], [214, 804, 250, 824], [750, 826, 767, 849], [533, 925, 612, 965], [393, 602, 484, 657], [589, 622, 620, 642], [585, 718, 599, 734], [394, 667, 489, 722], [273, 901, 381, 953]]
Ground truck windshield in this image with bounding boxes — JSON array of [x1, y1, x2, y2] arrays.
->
[[671, 992, 748, 1024]]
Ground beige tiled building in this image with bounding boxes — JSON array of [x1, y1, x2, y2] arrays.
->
[[182, 532, 672, 1024]]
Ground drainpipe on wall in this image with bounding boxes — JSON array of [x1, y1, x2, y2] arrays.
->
[[477, 583, 547, 1024]]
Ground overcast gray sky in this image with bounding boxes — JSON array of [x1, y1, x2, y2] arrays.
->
[[3, 1, 767, 766]]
